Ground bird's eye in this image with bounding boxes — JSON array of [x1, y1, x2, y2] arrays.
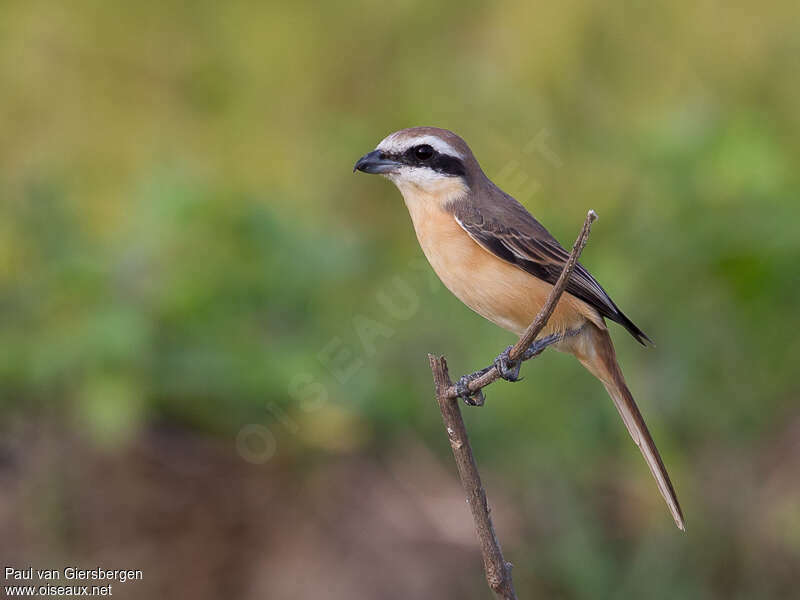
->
[[413, 144, 434, 160]]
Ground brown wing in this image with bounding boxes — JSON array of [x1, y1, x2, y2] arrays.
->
[[452, 196, 651, 345]]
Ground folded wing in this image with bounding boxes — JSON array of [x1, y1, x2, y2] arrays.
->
[[452, 199, 651, 345]]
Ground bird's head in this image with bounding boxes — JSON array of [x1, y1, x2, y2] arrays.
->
[[354, 127, 479, 206]]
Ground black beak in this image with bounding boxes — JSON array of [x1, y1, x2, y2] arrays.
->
[[353, 150, 401, 174]]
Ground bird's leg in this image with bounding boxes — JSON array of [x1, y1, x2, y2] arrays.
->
[[520, 332, 563, 362], [496, 332, 570, 381]]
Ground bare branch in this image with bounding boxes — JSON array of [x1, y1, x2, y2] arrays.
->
[[428, 210, 598, 598], [429, 355, 517, 600]]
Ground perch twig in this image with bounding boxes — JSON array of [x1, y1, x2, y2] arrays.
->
[[429, 210, 598, 599]]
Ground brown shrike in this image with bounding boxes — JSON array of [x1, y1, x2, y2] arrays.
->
[[354, 127, 685, 531]]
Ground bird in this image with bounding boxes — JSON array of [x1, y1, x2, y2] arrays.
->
[[354, 126, 685, 531]]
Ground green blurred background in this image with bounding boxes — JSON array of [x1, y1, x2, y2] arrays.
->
[[2, 1, 799, 598]]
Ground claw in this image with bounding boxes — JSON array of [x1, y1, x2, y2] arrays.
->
[[456, 375, 486, 407], [464, 391, 486, 407], [494, 345, 522, 382]]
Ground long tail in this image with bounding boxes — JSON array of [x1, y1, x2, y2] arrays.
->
[[571, 324, 685, 531]]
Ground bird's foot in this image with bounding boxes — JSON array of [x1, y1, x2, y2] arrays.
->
[[494, 346, 523, 382], [453, 333, 571, 406], [455, 374, 486, 407]]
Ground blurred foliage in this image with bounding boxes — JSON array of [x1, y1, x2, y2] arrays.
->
[[2, 0, 800, 598]]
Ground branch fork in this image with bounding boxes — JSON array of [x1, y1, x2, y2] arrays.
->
[[429, 210, 598, 599]]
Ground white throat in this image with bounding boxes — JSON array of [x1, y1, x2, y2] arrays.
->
[[386, 168, 468, 216]]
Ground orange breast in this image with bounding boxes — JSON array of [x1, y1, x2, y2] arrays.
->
[[404, 198, 604, 337]]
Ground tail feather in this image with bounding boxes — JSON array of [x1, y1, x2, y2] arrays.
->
[[601, 379, 685, 531], [573, 326, 685, 531]]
